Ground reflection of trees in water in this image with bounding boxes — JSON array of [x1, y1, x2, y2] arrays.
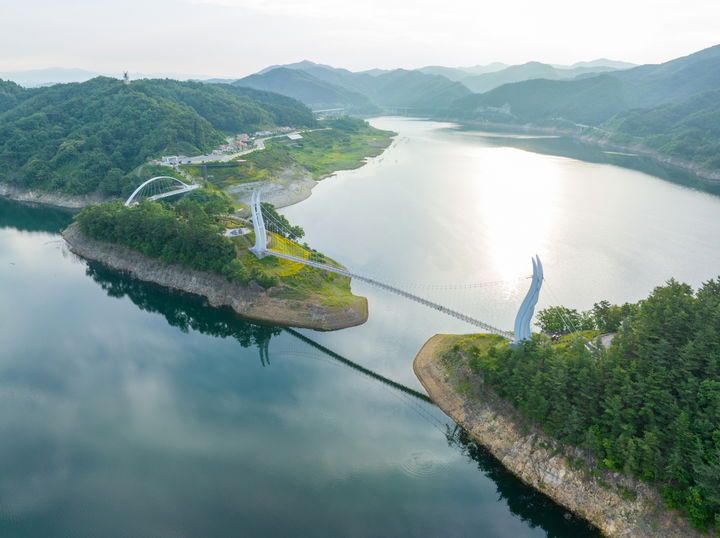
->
[[85, 262, 281, 349], [454, 130, 720, 195], [446, 425, 601, 538], [86, 260, 598, 537], [0, 197, 74, 233], [84, 261, 430, 403]]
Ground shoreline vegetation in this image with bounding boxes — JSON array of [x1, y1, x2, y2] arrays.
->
[[0, 117, 395, 210], [414, 279, 720, 537], [452, 119, 720, 187], [413, 335, 706, 538]]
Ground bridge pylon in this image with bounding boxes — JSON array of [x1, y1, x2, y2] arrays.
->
[[247, 190, 515, 338], [512, 255, 543, 344], [249, 190, 268, 258]]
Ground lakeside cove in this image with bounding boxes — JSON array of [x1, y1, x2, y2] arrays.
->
[[62, 222, 368, 330], [413, 334, 711, 538], [449, 120, 720, 191]]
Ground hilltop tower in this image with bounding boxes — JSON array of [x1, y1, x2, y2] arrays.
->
[[123, 71, 130, 85]]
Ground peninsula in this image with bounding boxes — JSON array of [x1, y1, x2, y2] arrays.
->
[[414, 280, 720, 537]]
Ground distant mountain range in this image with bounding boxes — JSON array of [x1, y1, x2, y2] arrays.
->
[[451, 45, 720, 124], [449, 44, 720, 173], [459, 61, 625, 93], [1, 58, 636, 114], [234, 67, 380, 115], [231, 62, 473, 114], [223, 58, 634, 114], [223, 47, 720, 174], [4, 46, 719, 178], [416, 63, 509, 81]]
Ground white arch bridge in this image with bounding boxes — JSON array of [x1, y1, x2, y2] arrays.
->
[[248, 191, 543, 343], [125, 176, 200, 207]]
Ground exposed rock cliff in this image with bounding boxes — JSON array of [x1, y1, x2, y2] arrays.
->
[[63, 223, 368, 330], [413, 334, 710, 538], [0, 184, 108, 208]]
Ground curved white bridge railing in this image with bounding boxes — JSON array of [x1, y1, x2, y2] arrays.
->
[[124, 176, 200, 207]]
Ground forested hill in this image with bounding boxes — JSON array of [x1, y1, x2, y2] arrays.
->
[[449, 44, 720, 126], [446, 44, 720, 174], [603, 90, 720, 171], [458, 278, 720, 531], [234, 68, 380, 115], [0, 77, 315, 195], [0, 79, 29, 114], [231, 62, 472, 114]]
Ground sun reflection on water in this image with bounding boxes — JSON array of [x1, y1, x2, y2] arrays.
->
[[470, 147, 562, 280]]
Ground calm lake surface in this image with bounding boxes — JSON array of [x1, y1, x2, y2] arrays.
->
[[2, 117, 720, 537]]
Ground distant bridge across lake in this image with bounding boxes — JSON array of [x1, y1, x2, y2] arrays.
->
[[248, 191, 543, 343]]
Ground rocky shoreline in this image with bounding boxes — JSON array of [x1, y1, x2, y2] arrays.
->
[[413, 334, 709, 538], [62, 223, 368, 331], [0, 183, 108, 208]]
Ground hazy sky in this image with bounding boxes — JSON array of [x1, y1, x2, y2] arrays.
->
[[2, 0, 719, 77]]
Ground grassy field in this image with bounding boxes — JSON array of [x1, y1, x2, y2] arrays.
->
[[282, 125, 393, 178], [228, 229, 356, 305], [179, 161, 266, 189]]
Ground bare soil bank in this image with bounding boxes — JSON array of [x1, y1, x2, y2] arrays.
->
[[413, 334, 709, 538], [63, 223, 368, 331]]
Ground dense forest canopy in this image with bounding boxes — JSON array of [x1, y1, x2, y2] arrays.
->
[[0, 77, 315, 195], [458, 279, 720, 531], [604, 90, 720, 170]]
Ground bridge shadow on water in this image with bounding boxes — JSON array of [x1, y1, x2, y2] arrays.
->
[[84, 261, 600, 537]]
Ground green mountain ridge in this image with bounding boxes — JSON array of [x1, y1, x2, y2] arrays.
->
[[0, 77, 315, 195], [233, 61, 472, 114], [605, 90, 720, 170], [451, 44, 720, 125], [461, 61, 622, 93], [234, 67, 380, 114], [446, 44, 720, 173]]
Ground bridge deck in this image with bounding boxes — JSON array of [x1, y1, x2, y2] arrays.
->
[[147, 184, 200, 201], [263, 248, 512, 339]]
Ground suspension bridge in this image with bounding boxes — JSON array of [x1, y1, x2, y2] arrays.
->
[[125, 176, 200, 207], [248, 191, 544, 343]]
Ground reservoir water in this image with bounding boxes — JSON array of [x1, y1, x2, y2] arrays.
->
[[2, 117, 720, 537]]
